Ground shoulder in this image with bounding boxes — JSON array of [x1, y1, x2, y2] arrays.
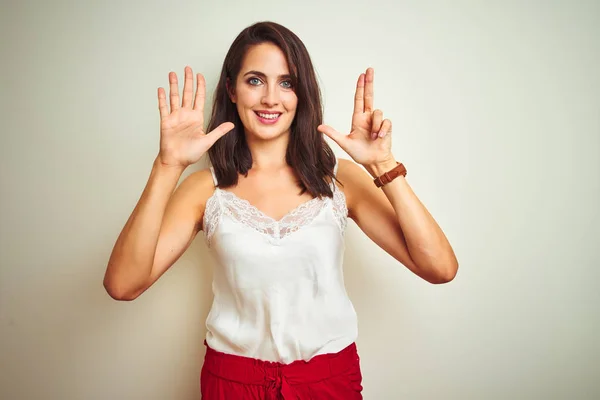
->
[[177, 168, 216, 197], [334, 158, 376, 218], [172, 168, 217, 226], [336, 158, 362, 178], [335, 158, 371, 188]]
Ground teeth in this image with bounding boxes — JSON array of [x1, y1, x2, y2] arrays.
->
[[257, 112, 280, 120]]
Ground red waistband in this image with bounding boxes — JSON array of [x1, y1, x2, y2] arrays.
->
[[202, 341, 359, 387]]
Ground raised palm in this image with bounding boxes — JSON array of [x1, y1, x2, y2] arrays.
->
[[318, 68, 393, 166], [157, 66, 233, 167]]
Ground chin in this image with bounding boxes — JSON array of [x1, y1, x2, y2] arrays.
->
[[243, 112, 294, 141], [246, 127, 291, 141]]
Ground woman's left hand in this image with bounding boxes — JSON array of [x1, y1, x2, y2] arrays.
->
[[318, 68, 395, 168]]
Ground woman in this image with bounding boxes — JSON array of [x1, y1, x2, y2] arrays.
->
[[104, 21, 458, 399]]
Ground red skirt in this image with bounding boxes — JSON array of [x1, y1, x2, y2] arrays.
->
[[200, 341, 363, 399]]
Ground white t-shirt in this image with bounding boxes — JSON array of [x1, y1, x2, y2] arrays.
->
[[202, 160, 358, 364]]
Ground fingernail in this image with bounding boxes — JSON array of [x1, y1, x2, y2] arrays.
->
[[379, 132, 386, 138]]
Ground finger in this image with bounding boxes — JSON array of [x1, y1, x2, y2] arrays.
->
[[317, 124, 348, 149], [378, 119, 392, 138], [353, 73, 365, 115], [193, 73, 206, 114], [371, 109, 383, 140], [205, 122, 235, 146], [364, 67, 374, 113], [157, 87, 168, 119], [169, 71, 180, 112], [181, 66, 194, 108]]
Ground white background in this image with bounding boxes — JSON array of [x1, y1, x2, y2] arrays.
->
[[1, 0, 599, 398]]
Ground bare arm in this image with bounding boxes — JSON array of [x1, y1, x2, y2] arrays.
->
[[339, 158, 458, 284], [103, 159, 213, 300], [318, 68, 458, 284], [103, 66, 233, 300]]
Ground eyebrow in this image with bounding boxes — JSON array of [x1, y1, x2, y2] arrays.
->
[[243, 70, 292, 80]]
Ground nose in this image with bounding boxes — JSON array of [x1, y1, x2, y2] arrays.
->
[[261, 83, 280, 107]]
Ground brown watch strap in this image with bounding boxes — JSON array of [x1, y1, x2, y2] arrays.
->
[[373, 162, 407, 187]]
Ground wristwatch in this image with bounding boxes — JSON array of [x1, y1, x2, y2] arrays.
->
[[373, 162, 407, 188]]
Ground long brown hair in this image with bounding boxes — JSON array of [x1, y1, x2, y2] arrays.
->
[[207, 21, 337, 197]]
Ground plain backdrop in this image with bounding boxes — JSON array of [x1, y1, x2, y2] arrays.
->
[[1, 0, 599, 399]]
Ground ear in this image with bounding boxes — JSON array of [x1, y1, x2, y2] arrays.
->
[[226, 78, 237, 103]]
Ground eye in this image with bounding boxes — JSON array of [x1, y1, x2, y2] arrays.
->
[[280, 80, 293, 89], [248, 77, 262, 86]]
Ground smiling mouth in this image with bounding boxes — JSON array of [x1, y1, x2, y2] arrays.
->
[[255, 111, 281, 119], [254, 111, 282, 124]]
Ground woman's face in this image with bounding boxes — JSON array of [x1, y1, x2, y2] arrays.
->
[[230, 42, 298, 141]]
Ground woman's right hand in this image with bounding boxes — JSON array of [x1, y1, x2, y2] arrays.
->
[[157, 66, 234, 168]]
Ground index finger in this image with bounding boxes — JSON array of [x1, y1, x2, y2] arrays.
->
[[364, 67, 374, 113], [353, 73, 365, 115], [193, 73, 206, 114]]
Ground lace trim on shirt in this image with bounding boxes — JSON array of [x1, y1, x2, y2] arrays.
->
[[219, 189, 326, 240], [203, 190, 220, 247], [331, 184, 348, 232], [203, 185, 348, 246]]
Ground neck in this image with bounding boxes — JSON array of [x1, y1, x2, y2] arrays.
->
[[245, 132, 290, 171]]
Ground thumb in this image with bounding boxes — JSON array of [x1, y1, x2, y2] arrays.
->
[[317, 124, 347, 148], [206, 122, 235, 146]]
